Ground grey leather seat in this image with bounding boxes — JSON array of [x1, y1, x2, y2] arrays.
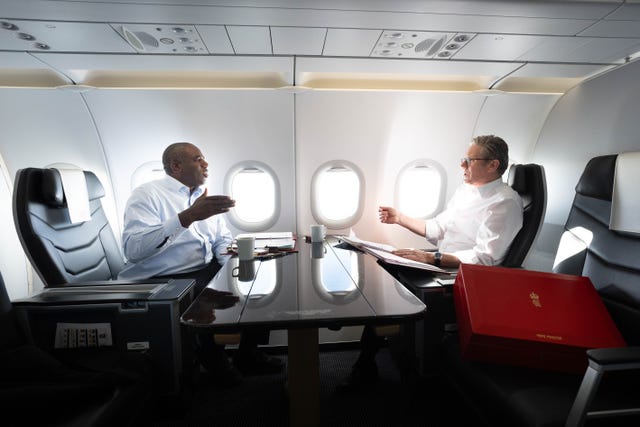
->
[[13, 168, 125, 286]]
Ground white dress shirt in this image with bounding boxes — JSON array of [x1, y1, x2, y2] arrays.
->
[[425, 178, 523, 265], [118, 175, 233, 280]]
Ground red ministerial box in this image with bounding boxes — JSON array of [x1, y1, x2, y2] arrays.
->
[[453, 264, 626, 373]]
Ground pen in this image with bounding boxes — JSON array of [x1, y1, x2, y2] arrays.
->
[[257, 253, 287, 261]]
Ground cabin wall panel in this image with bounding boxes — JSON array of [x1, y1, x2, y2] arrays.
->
[[532, 59, 640, 269], [295, 90, 485, 251], [0, 89, 116, 297], [83, 90, 296, 242], [474, 94, 560, 164]]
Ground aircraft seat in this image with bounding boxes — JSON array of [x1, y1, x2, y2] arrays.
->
[[0, 270, 151, 426], [13, 167, 125, 287], [500, 162, 547, 268], [440, 154, 640, 426]]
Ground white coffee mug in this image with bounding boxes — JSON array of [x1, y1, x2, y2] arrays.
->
[[236, 236, 255, 261], [310, 224, 326, 243], [311, 242, 326, 259], [232, 260, 256, 282]]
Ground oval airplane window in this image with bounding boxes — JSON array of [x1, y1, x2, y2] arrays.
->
[[131, 161, 165, 190], [311, 160, 364, 229], [395, 159, 446, 218], [225, 161, 280, 231]]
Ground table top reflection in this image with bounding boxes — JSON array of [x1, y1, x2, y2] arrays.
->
[[180, 236, 426, 331]]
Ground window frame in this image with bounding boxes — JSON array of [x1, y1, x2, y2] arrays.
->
[[224, 160, 280, 232], [310, 160, 365, 229], [394, 158, 446, 219], [130, 160, 164, 191]]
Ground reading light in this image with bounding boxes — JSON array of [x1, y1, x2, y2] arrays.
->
[[1, 21, 18, 31]]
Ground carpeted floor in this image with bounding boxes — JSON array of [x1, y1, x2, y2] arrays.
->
[[148, 345, 482, 426]]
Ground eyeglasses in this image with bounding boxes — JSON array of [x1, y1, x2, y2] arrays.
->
[[460, 157, 494, 165]]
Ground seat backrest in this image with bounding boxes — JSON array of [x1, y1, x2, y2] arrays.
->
[[500, 163, 547, 268], [13, 168, 125, 287], [552, 154, 640, 345]]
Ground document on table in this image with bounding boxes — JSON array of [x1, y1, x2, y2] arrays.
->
[[365, 248, 451, 274], [236, 232, 296, 250], [338, 235, 450, 274]]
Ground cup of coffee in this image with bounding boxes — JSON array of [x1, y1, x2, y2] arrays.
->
[[236, 236, 255, 261], [310, 224, 326, 243]]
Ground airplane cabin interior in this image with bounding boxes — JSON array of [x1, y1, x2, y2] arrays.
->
[[1, 1, 640, 426]]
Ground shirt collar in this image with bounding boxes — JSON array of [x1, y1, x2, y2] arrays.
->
[[463, 177, 504, 197], [162, 175, 204, 197]]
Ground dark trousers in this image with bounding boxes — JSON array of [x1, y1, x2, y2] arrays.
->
[[356, 323, 418, 382], [157, 261, 269, 360]]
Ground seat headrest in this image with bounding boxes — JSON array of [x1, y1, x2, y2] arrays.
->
[[41, 169, 65, 207], [574, 155, 617, 201], [41, 168, 105, 208], [508, 164, 527, 194], [610, 151, 640, 234]]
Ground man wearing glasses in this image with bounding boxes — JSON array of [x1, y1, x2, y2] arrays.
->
[[340, 135, 523, 391], [380, 134, 523, 268]]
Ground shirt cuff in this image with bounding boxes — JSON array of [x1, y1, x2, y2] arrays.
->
[[165, 215, 188, 240]]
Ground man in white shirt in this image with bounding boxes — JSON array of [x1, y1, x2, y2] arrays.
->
[[119, 142, 281, 386], [340, 135, 523, 391]]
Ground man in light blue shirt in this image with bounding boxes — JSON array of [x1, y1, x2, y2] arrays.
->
[[119, 142, 281, 386]]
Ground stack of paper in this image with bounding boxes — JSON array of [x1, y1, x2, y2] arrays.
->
[[237, 232, 296, 250], [338, 235, 449, 274]]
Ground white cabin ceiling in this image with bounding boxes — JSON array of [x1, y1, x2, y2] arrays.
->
[[1, 0, 639, 93]]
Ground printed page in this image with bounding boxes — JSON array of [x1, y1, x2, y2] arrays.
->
[[366, 248, 450, 274]]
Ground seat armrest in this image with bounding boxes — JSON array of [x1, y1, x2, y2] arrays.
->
[[587, 346, 640, 367]]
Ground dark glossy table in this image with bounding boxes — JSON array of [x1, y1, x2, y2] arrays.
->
[[181, 236, 426, 427]]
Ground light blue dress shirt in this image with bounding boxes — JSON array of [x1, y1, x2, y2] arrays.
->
[[118, 175, 233, 280]]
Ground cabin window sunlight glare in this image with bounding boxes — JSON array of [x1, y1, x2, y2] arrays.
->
[[231, 168, 275, 223], [317, 168, 359, 221], [552, 226, 593, 268], [322, 252, 357, 293], [398, 166, 440, 217]]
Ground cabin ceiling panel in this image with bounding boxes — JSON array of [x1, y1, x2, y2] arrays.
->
[[271, 27, 326, 55], [322, 29, 382, 57], [569, 38, 640, 63], [508, 63, 614, 79], [1, 1, 638, 93], [196, 25, 234, 54], [0, 1, 615, 36], [580, 19, 640, 38], [110, 24, 208, 54], [454, 34, 555, 62], [0, 19, 134, 52], [605, 2, 640, 20], [226, 26, 272, 54]]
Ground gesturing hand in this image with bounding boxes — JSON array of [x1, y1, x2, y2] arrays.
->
[[379, 206, 400, 224], [179, 189, 236, 227]]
